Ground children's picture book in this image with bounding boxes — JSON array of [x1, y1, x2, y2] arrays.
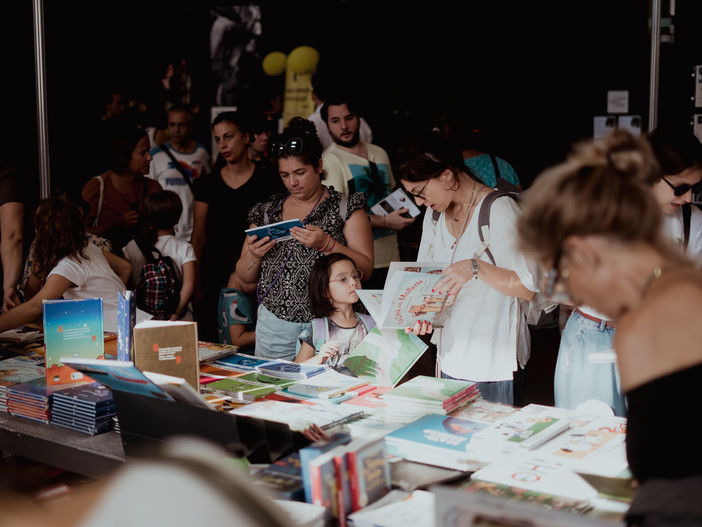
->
[[59, 357, 174, 401], [343, 327, 428, 387], [283, 368, 369, 400], [206, 375, 279, 402], [198, 341, 237, 363], [214, 353, 276, 372], [339, 385, 391, 415], [384, 413, 491, 472], [50, 382, 116, 435], [256, 360, 326, 380], [133, 320, 199, 391], [43, 298, 104, 386], [448, 398, 520, 424], [370, 187, 421, 218], [250, 452, 305, 501], [142, 371, 214, 409], [0, 324, 43, 345], [356, 262, 449, 329], [230, 400, 364, 432], [0, 356, 46, 390], [245, 218, 304, 242], [381, 375, 480, 418], [117, 290, 136, 361]]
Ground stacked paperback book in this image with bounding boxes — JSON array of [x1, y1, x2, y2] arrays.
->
[[215, 353, 325, 380], [0, 356, 45, 412], [6, 377, 57, 423], [50, 382, 115, 435], [381, 375, 479, 419]]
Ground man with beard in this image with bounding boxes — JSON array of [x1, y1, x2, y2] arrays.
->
[[321, 95, 415, 288]]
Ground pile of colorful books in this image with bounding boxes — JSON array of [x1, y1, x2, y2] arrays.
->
[[380, 375, 480, 419], [0, 356, 45, 413]]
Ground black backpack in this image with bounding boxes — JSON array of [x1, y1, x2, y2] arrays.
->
[[135, 242, 182, 320]]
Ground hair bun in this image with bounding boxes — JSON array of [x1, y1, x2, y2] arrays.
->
[[286, 116, 317, 137]]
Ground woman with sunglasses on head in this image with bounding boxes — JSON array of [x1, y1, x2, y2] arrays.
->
[[190, 110, 285, 341], [551, 127, 702, 418], [235, 117, 373, 361], [294, 253, 375, 375], [396, 130, 539, 406], [518, 129, 702, 525]]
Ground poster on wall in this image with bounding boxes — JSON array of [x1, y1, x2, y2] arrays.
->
[[210, 5, 262, 106], [695, 66, 702, 108]]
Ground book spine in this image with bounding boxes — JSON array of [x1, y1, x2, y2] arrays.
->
[[333, 453, 349, 527], [346, 451, 361, 512]]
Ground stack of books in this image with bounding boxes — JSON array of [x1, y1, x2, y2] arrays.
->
[[380, 375, 479, 419], [214, 353, 326, 380], [6, 377, 58, 423], [205, 375, 280, 402], [50, 382, 115, 435], [0, 356, 46, 412]]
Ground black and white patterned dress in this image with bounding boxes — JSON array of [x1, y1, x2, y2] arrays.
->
[[248, 185, 366, 323]]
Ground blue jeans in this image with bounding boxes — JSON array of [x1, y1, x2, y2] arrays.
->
[[441, 371, 514, 406], [554, 310, 626, 416], [255, 303, 310, 362]]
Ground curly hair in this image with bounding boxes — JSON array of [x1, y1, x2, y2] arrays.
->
[[269, 116, 325, 178], [32, 197, 89, 280]]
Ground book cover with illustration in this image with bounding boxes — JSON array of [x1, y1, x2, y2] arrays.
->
[[356, 262, 449, 329], [283, 368, 369, 400], [214, 353, 275, 372], [343, 326, 428, 387], [256, 360, 326, 380], [117, 290, 136, 362], [206, 375, 279, 402], [381, 375, 479, 413], [133, 320, 199, 391], [43, 298, 104, 386]]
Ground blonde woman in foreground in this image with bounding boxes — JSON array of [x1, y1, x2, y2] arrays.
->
[[517, 129, 702, 526]]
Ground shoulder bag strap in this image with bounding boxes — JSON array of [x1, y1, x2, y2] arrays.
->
[[92, 175, 104, 227], [683, 202, 691, 250], [160, 143, 194, 191]]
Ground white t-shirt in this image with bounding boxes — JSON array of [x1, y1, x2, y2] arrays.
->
[[147, 142, 211, 241], [418, 195, 539, 382], [661, 204, 702, 266], [123, 234, 197, 320], [48, 243, 126, 332]]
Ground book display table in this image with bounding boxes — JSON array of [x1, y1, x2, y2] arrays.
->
[[0, 413, 125, 479]]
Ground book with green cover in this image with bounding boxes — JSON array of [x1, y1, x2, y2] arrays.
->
[[343, 327, 428, 387], [207, 376, 279, 402], [382, 375, 479, 411]]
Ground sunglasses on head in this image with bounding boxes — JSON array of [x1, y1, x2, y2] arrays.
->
[[661, 176, 702, 197], [271, 138, 303, 157]]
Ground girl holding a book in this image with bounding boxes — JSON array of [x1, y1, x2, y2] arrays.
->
[[295, 253, 375, 374]]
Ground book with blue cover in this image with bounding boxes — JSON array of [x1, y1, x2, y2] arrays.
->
[[245, 218, 304, 242], [43, 298, 104, 386], [52, 381, 114, 409], [299, 432, 352, 505], [256, 361, 326, 380], [58, 357, 174, 401], [117, 290, 136, 361], [384, 413, 490, 471], [214, 353, 276, 372]]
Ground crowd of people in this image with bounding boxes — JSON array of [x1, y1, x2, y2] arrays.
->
[[2, 74, 702, 524]]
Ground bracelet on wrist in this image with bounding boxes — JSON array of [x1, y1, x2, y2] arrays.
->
[[318, 233, 331, 252], [325, 237, 337, 253]]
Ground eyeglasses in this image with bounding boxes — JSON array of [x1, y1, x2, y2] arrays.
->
[[542, 249, 571, 304], [271, 138, 303, 157], [660, 176, 702, 197], [329, 269, 363, 285], [407, 179, 430, 199]]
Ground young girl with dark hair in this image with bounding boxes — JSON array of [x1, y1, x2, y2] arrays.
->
[[295, 253, 375, 371], [0, 197, 130, 333]]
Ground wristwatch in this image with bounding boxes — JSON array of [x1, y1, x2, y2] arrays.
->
[[470, 258, 480, 280]]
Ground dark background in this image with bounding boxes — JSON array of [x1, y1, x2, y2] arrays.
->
[[2, 0, 701, 208]]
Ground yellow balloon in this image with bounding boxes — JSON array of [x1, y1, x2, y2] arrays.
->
[[287, 46, 319, 75], [262, 51, 287, 76]]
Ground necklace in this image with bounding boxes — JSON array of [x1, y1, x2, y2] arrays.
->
[[641, 265, 663, 298], [450, 186, 480, 250]]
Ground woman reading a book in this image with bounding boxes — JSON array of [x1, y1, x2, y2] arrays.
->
[[517, 129, 702, 525], [0, 197, 131, 333], [235, 117, 373, 361], [295, 253, 375, 374], [396, 130, 539, 405]]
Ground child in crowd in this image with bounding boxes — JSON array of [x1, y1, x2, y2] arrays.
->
[[0, 197, 130, 333], [217, 271, 257, 354], [295, 254, 375, 373], [123, 190, 196, 321]]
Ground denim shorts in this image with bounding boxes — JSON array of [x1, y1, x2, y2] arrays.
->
[[254, 303, 311, 362], [554, 309, 626, 416]]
